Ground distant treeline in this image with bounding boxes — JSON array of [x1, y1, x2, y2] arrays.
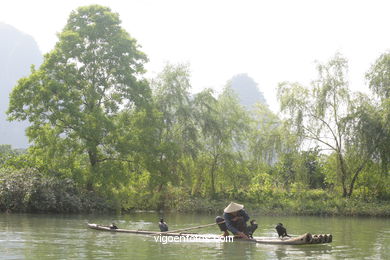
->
[[1, 5, 389, 215]]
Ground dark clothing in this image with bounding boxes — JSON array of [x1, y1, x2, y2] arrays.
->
[[224, 209, 250, 234], [216, 216, 228, 231], [216, 209, 250, 235]]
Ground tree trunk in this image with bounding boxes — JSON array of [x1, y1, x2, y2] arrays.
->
[[157, 183, 165, 210], [86, 147, 99, 191], [337, 152, 348, 198], [210, 165, 216, 198], [156, 167, 166, 210], [347, 162, 367, 197], [210, 154, 219, 198]]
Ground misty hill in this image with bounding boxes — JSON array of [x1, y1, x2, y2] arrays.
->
[[230, 74, 267, 108], [0, 23, 42, 148]]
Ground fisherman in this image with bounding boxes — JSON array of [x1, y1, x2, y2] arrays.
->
[[215, 202, 258, 239]]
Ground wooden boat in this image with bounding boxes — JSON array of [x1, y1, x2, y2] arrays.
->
[[87, 223, 332, 245]]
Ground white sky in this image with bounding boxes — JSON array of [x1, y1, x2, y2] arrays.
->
[[1, 0, 390, 112]]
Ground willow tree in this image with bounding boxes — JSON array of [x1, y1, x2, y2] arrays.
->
[[7, 5, 150, 189], [278, 53, 370, 197], [248, 103, 284, 167], [366, 51, 390, 173], [147, 63, 197, 207], [366, 51, 390, 100], [193, 86, 250, 197]]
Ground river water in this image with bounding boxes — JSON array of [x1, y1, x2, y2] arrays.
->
[[1, 212, 389, 259]]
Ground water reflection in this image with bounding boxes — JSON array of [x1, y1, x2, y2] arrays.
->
[[273, 245, 288, 259], [218, 240, 261, 259]]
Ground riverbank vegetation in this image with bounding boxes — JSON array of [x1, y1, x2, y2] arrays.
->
[[1, 5, 389, 216]]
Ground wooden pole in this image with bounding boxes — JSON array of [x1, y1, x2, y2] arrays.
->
[[157, 221, 225, 234]]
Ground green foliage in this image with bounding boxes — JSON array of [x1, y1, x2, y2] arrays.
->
[[366, 51, 390, 100], [248, 103, 285, 167], [7, 5, 151, 190], [299, 149, 326, 189], [277, 53, 377, 197], [0, 168, 113, 213], [0, 145, 25, 167], [365, 52, 390, 173], [196, 86, 251, 197], [3, 5, 390, 215]]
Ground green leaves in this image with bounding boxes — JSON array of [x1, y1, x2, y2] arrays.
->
[[277, 53, 371, 197], [366, 51, 390, 100], [5, 5, 390, 210], [7, 5, 151, 190], [277, 82, 309, 138], [364, 51, 390, 173]]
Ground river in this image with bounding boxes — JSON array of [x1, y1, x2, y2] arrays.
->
[[1, 213, 389, 259]]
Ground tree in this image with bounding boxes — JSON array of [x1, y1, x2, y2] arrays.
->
[[7, 5, 150, 189], [343, 93, 385, 196], [0, 145, 21, 167], [194, 86, 250, 197], [277, 53, 369, 197], [366, 51, 390, 100], [191, 88, 218, 196], [365, 51, 390, 173], [148, 63, 197, 208], [298, 148, 325, 189], [248, 103, 283, 167]]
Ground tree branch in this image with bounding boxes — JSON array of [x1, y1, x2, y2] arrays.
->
[[302, 125, 337, 151]]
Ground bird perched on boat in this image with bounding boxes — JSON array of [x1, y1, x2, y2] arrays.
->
[[275, 223, 291, 239], [159, 218, 168, 232], [109, 223, 118, 230], [248, 220, 258, 238]]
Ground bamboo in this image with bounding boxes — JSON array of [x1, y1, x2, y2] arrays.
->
[[159, 221, 225, 234], [87, 224, 332, 245]]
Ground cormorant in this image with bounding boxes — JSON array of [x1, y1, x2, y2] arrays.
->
[[159, 218, 168, 232], [275, 223, 291, 238], [109, 223, 118, 229]]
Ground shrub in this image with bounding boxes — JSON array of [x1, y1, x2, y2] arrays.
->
[[0, 168, 113, 213]]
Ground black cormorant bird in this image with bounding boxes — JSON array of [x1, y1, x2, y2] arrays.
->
[[275, 223, 291, 238], [109, 223, 118, 229], [159, 218, 168, 232], [248, 220, 258, 238]]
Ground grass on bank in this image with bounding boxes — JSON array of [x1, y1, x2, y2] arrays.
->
[[164, 187, 390, 217]]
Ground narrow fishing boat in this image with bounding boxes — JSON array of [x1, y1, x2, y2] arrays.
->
[[87, 223, 332, 245]]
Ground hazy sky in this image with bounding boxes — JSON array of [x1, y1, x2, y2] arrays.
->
[[1, 0, 390, 112]]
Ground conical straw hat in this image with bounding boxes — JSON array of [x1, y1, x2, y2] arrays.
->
[[224, 202, 244, 213]]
